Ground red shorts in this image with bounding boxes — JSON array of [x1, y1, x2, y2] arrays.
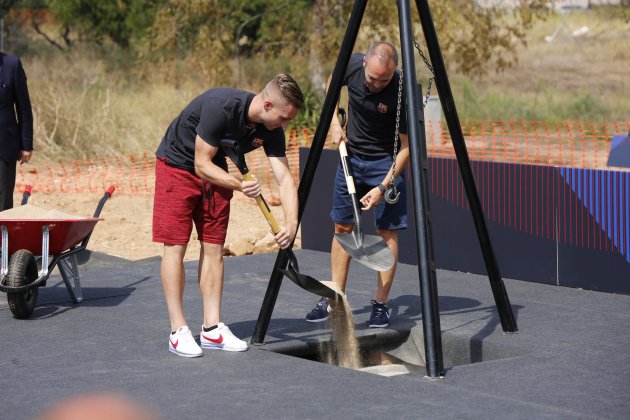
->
[[152, 158, 233, 245]]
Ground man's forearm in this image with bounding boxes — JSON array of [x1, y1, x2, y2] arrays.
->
[[194, 161, 241, 191], [278, 179, 298, 229], [382, 136, 410, 187], [326, 74, 343, 131]]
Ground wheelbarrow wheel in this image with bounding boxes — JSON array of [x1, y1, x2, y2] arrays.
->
[[7, 249, 39, 319]]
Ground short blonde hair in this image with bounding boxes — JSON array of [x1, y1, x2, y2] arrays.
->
[[263, 74, 304, 109]]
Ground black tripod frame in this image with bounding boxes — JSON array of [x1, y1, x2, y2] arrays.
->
[[251, 0, 518, 378]]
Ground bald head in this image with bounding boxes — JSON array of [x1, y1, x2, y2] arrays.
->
[[366, 41, 398, 67], [363, 41, 399, 93]]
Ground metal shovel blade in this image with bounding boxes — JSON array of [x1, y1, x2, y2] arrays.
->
[[280, 265, 342, 300], [335, 141, 394, 272], [335, 231, 394, 272], [219, 138, 339, 300]]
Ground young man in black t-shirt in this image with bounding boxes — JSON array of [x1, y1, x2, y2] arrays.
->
[[153, 74, 304, 357], [305, 41, 410, 328]]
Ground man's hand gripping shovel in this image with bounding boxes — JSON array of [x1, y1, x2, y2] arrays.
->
[[221, 138, 341, 300], [334, 109, 394, 272]]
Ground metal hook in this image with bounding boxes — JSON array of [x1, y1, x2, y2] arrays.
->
[[384, 186, 400, 204]]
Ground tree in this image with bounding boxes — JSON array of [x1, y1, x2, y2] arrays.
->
[[0, 0, 18, 18], [0, 0, 18, 49], [218, 0, 549, 91], [47, 0, 164, 48], [141, 0, 242, 86], [15, 0, 550, 90], [298, 0, 550, 80]]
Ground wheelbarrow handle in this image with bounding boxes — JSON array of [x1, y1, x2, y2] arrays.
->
[[93, 185, 116, 218], [242, 173, 281, 234], [21, 185, 32, 205]]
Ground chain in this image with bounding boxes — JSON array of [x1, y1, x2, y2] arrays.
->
[[412, 34, 435, 109], [383, 35, 435, 205], [384, 67, 404, 204]]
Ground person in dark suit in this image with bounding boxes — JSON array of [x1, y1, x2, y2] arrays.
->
[[0, 52, 33, 211]]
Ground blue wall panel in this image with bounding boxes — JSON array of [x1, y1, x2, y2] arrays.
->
[[299, 148, 630, 294]]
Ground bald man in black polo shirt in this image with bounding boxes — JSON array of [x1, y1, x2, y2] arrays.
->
[[305, 41, 410, 328]]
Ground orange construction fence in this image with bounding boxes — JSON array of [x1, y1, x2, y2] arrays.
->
[[16, 120, 630, 197]]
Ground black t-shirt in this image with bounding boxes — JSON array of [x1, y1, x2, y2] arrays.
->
[[344, 53, 408, 158], [155, 88, 286, 172]]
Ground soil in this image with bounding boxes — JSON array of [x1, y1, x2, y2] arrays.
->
[[9, 191, 298, 262], [0, 204, 85, 220], [327, 296, 362, 369]]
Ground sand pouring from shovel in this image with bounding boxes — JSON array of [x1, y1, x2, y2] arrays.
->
[[221, 138, 341, 300]]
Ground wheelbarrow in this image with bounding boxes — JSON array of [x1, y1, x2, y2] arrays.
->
[[220, 137, 341, 300], [0, 186, 115, 319]]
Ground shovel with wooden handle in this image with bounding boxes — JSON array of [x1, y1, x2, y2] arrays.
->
[[334, 109, 394, 272], [221, 138, 341, 300]]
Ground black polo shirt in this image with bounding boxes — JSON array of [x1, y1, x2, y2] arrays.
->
[[156, 88, 286, 172], [344, 53, 407, 158]]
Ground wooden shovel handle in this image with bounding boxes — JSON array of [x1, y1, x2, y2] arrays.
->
[[243, 172, 281, 234]]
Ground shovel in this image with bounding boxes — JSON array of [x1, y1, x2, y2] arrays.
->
[[334, 110, 394, 272], [221, 138, 341, 300]]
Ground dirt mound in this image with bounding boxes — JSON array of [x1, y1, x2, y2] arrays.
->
[[0, 204, 85, 220]]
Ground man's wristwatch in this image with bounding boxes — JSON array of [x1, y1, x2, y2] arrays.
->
[[377, 183, 387, 194]]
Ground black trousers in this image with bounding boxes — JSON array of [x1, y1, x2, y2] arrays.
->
[[0, 158, 16, 211]]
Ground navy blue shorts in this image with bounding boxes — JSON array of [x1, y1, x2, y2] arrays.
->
[[330, 153, 407, 231]]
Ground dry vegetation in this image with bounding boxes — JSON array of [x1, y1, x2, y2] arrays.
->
[[27, 53, 191, 160], [450, 8, 630, 121], [19, 7, 630, 161], [7, 7, 629, 261]]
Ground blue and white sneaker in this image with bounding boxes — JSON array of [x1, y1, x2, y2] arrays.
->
[[305, 297, 331, 323], [368, 300, 390, 328]]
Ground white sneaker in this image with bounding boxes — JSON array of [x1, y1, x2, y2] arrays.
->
[[200, 322, 248, 352], [168, 326, 203, 358]]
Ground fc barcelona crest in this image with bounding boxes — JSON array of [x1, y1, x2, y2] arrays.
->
[[252, 137, 264, 148], [377, 103, 388, 113]]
